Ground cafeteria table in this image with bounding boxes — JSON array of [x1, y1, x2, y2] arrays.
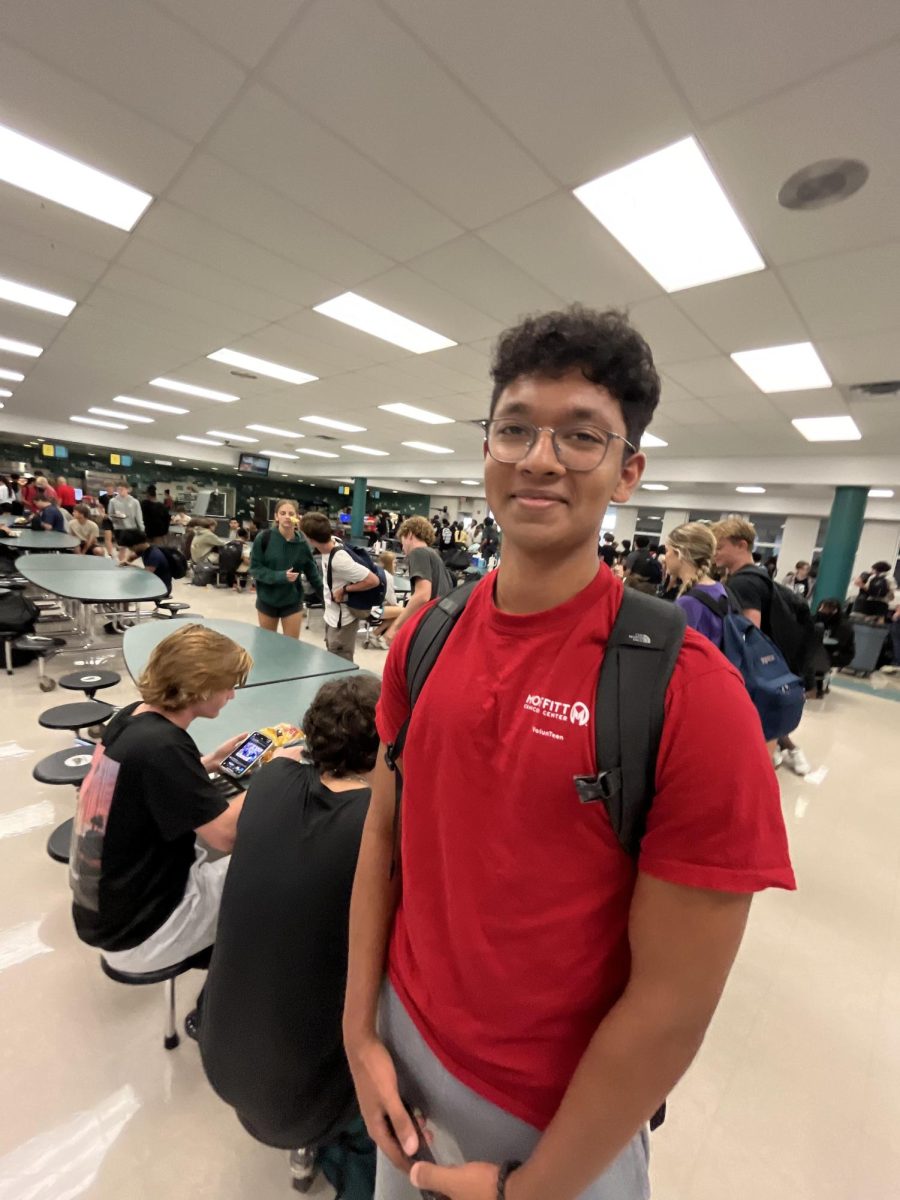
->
[[15, 553, 114, 572], [4, 530, 79, 552], [123, 617, 358, 687]]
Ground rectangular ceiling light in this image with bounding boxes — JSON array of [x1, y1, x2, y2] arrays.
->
[[0, 275, 76, 316], [314, 292, 456, 354], [0, 122, 152, 232], [342, 444, 389, 456], [868, 488, 894, 498], [71, 415, 127, 430], [260, 449, 299, 460], [154, 459, 173, 466], [418, 478, 438, 485], [640, 432, 668, 448], [0, 368, 25, 382], [0, 389, 12, 398], [460, 479, 481, 486], [89, 406, 153, 423], [378, 402, 454, 425], [791, 416, 861, 442], [150, 378, 238, 402], [0, 335, 42, 358], [641, 483, 669, 491], [573, 136, 764, 292], [300, 415, 366, 432], [731, 342, 832, 392], [207, 348, 317, 385], [176, 435, 223, 446], [206, 430, 258, 443], [736, 485, 766, 494], [113, 394, 189, 415], [295, 447, 339, 458], [401, 441, 454, 454], [246, 424, 302, 438]]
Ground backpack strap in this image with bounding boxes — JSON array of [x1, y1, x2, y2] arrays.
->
[[385, 579, 480, 877], [574, 590, 686, 859], [683, 587, 730, 618], [260, 528, 272, 554]]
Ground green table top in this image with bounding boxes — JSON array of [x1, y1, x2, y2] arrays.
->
[[122, 617, 358, 687], [16, 553, 115, 572], [18, 559, 167, 602], [189, 675, 346, 756], [6, 531, 79, 551]]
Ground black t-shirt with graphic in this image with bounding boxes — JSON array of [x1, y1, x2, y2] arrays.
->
[[70, 703, 227, 952]]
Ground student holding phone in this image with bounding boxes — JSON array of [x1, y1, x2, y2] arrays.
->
[[70, 624, 253, 975], [250, 499, 323, 639]]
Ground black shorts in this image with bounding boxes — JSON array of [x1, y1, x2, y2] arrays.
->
[[256, 598, 301, 619], [100, 517, 114, 532]]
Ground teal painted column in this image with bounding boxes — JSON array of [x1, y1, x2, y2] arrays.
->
[[812, 486, 868, 609], [351, 476, 367, 539]]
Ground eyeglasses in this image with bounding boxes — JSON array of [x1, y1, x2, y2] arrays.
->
[[475, 418, 635, 472]]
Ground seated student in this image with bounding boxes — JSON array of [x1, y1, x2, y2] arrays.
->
[[812, 598, 856, 697], [68, 504, 103, 556], [118, 530, 174, 596], [852, 561, 896, 620], [663, 522, 729, 647], [70, 624, 252, 973], [366, 551, 402, 650], [190, 518, 225, 565], [383, 516, 454, 646], [31, 495, 68, 533], [200, 675, 380, 1198]]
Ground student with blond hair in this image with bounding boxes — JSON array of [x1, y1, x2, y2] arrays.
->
[[70, 624, 253, 973], [663, 522, 729, 647]]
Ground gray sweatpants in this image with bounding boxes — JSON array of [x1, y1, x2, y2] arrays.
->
[[375, 984, 651, 1200]]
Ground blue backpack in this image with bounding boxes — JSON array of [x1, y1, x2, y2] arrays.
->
[[687, 588, 805, 741], [326, 543, 387, 619]]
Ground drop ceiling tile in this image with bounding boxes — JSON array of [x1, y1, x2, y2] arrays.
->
[[704, 394, 787, 423], [628, 297, 719, 364], [765, 387, 849, 418], [428, 344, 492, 383], [658, 398, 718, 426], [658, 375, 695, 403], [88, 276, 250, 349], [0, 207, 115, 290], [168, 155, 392, 285], [674, 272, 809, 353], [208, 85, 461, 261], [358, 267, 503, 345], [360, 358, 486, 399], [263, 0, 556, 227], [480, 193, 660, 307], [1, 0, 246, 142], [818, 331, 900, 387], [278, 309, 413, 371], [664, 357, 758, 398], [637, 0, 900, 122], [780, 241, 900, 339], [153, 0, 307, 68], [382, 0, 688, 186]]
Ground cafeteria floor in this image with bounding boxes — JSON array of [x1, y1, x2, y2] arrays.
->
[[1, 578, 898, 1200]]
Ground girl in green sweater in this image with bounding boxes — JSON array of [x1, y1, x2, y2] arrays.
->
[[249, 500, 323, 639]]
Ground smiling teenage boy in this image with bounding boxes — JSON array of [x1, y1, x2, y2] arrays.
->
[[343, 307, 795, 1200]]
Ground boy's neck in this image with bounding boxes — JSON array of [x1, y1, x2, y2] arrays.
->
[[494, 543, 600, 615]]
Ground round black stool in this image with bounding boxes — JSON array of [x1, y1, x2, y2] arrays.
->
[[59, 670, 121, 700], [15, 634, 67, 692], [47, 817, 74, 863], [154, 600, 191, 619], [100, 947, 213, 1049], [33, 746, 94, 786], [38, 700, 114, 735]]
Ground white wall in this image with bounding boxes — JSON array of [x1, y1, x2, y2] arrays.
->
[[610, 506, 638, 544], [776, 517, 820, 581], [659, 509, 690, 542], [851, 521, 900, 582]]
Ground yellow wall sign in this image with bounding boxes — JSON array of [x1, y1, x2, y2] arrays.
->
[[110, 453, 121, 465], [42, 443, 54, 457]]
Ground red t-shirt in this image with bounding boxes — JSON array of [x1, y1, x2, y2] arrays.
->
[[376, 567, 795, 1130], [56, 484, 77, 509]]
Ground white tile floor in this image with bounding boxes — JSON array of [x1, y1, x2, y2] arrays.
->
[[0, 578, 897, 1198]]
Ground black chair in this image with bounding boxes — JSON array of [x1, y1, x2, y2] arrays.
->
[[100, 947, 213, 1049], [33, 746, 95, 864], [38, 700, 115, 737], [59, 669, 121, 700], [15, 634, 66, 691], [153, 600, 191, 619]]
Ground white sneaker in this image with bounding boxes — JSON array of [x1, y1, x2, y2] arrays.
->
[[785, 748, 810, 776], [772, 749, 784, 769]]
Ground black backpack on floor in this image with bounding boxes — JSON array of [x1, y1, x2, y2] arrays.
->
[[0, 591, 38, 637], [159, 546, 188, 580], [384, 581, 687, 1132]]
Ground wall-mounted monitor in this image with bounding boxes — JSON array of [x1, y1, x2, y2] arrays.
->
[[237, 453, 270, 477]]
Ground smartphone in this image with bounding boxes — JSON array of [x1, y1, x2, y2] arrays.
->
[[395, 1102, 448, 1200], [217, 731, 273, 780]]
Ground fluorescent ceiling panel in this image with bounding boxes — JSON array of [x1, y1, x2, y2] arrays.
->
[[71, 415, 127, 430], [418, 478, 438, 484], [176, 435, 223, 446], [207, 348, 317, 385], [246, 424, 302, 438], [294, 448, 339, 458], [206, 430, 258, 443], [378, 402, 455, 425], [402, 441, 454, 454], [0, 335, 42, 358], [0, 275, 76, 316], [300, 415, 365, 432], [150, 378, 238, 402], [460, 479, 481, 486], [342, 444, 389, 456], [154, 459, 173, 466], [0, 389, 11, 398], [868, 489, 894, 498], [791, 416, 861, 442], [113, 394, 188, 415], [641, 483, 669, 491], [0, 368, 24, 382], [314, 292, 456, 353], [731, 342, 831, 392], [89, 406, 153, 423], [736, 485, 766, 494], [573, 137, 764, 292], [0, 121, 152, 231], [640, 433, 668, 448], [260, 449, 299, 460]]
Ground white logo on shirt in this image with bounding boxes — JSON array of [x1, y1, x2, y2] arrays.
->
[[523, 694, 590, 725], [569, 701, 590, 727]]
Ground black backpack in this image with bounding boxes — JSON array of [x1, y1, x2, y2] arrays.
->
[[866, 573, 892, 601], [735, 565, 816, 678], [384, 582, 686, 1131], [0, 591, 38, 636], [326, 544, 387, 618], [159, 546, 188, 580]]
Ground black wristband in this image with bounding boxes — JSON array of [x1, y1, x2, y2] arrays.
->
[[497, 1160, 522, 1200]]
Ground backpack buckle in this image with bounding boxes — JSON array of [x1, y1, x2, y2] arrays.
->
[[384, 743, 398, 772], [574, 769, 621, 804]]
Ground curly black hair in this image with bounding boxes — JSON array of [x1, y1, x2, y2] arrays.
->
[[302, 674, 382, 778], [489, 306, 660, 449]]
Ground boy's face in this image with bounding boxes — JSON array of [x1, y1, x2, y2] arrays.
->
[[484, 371, 644, 561]]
